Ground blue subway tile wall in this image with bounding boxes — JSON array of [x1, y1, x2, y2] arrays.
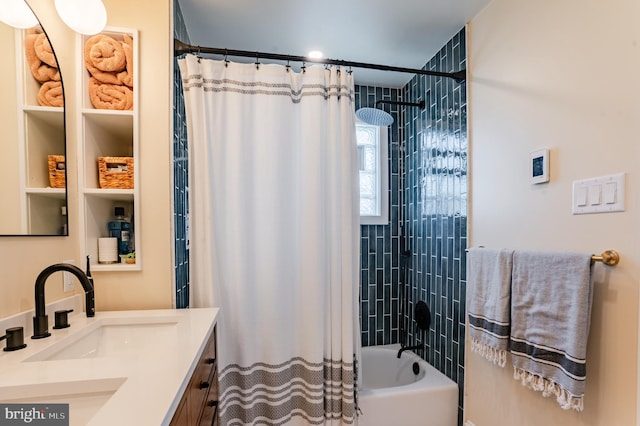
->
[[354, 86, 403, 347], [173, 3, 190, 309], [401, 29, 468, 424]]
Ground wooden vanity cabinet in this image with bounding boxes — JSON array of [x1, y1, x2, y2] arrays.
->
[[170, 326, 218, 425]]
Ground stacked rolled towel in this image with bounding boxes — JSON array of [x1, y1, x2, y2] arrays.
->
[[85, 34, 134, 110], [24, 27, 63, 107], [38, 81, 64, 107]]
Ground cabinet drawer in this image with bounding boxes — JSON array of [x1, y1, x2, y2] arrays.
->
[[188, 330, 217, 424], [199, 399, 217, 425], [199, 369, 218, 425], [169, 394, 189, 426], [170, 325, 218, 426]]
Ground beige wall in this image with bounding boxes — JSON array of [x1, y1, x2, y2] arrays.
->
[[467, 0, 639, 425], [0, 0, 173, 318], [0, 23, 22, 232]]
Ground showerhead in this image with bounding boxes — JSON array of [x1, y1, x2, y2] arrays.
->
[[355, 99, 426, 127], [355, 107, 394, 126]]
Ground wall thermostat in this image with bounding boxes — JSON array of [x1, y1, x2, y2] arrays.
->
[[529, 148, 549, 184]]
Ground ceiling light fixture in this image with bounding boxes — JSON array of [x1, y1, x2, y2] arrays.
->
[[307, 50, 323, 59], [0, 0, 107, 35], [55, 0, 107, 35], [0, 0, 38, 28]]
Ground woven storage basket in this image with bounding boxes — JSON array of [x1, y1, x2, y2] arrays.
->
[[48, 155, 66, 188], [98, 156, 134, 189]]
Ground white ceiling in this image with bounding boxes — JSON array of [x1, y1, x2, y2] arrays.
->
[[177, 0, 491, 88]]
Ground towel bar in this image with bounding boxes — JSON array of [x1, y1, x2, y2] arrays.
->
[[465, 248, 620, 266], [591, 250, 619, 266]]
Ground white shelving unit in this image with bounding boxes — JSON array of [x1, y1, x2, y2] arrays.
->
[[76, 27, 140, 271], [14, 28, 67, 235]]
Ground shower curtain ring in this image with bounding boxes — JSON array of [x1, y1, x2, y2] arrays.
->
[[255, 52, 260, 70], [224, 49, 229, 67], [285, 56, 291, 72], [301, 61, 306, 73]]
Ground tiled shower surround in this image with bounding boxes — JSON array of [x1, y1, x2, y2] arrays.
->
[[355, 86, 403, 348], [173, 2, 190, 309], [358, 29, 468, 423]]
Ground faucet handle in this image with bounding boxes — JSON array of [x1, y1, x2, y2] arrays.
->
[[53, 309, 74, 329], [1, 327, 27, 351]]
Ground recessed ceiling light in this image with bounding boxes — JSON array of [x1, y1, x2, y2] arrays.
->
[[307, 50, 323, 59]]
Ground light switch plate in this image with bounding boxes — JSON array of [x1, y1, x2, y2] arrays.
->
[[572, 173, 625, 214]]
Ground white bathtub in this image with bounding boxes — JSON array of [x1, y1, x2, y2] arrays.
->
[[358, 344, 458, 426]]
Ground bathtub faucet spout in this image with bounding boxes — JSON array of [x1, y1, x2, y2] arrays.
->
[[397, 344, 423, 358]]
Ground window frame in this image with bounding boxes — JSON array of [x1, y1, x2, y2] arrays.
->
[[356, 121, 389, 225]]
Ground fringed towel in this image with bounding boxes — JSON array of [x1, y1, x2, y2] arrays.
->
[[467, 247, 514, 367], [510, 250, 593, 411]]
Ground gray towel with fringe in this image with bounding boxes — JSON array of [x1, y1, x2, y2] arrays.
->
[[467, 247, 514, 367], [510, 250, 593, 411]]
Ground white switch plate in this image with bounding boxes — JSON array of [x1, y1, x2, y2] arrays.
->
[[572, 173, 625, 214], [63, 259, 75, 292]]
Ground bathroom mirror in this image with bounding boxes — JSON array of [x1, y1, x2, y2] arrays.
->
[[0, 14, 68, 236]]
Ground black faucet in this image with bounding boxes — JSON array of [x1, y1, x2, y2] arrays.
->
[[32, 263, 95, 339], [397, 343, 423, 359]]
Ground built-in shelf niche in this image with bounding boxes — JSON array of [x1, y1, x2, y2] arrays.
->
[[77, 26, 140, 271]]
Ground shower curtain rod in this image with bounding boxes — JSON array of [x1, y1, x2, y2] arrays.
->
[[174, 39, 466, 82]]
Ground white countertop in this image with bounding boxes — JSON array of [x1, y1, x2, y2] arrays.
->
[[0, 307, 219, 425]]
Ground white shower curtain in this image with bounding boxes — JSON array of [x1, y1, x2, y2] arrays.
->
[[178, 54, 360, 425]]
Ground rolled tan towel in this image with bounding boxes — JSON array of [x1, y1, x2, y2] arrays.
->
[[85, 35, 126, 79], [34, 33, 58, 68], [38, 81, 64, 107], [89, 77, 133, 110], [24, 33, 60, 82], [117, 34, 134, 88]]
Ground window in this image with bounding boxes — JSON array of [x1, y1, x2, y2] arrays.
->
[[356, 122, 389, 225]]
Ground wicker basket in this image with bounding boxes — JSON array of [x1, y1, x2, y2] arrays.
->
[[98, 156, 134, 189], [48, 155, 66, 188]]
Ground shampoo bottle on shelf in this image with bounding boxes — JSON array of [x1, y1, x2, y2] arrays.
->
[[108, 207, 131, 261]]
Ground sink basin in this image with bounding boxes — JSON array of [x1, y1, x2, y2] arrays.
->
[[0, 378, 126, 426], [26, 317, 180, 362]]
